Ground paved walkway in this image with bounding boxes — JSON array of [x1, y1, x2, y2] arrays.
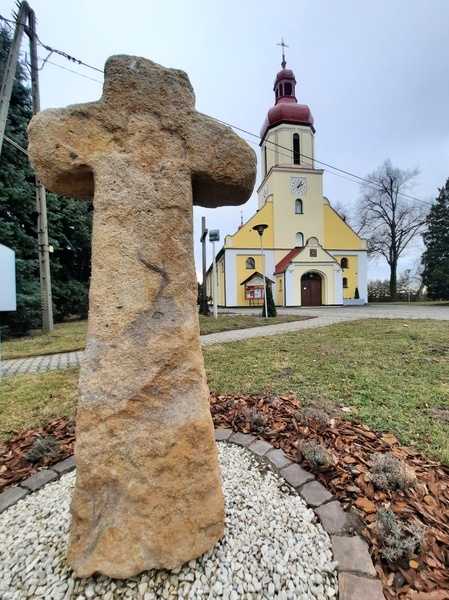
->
[[1, 304, 447, 378]]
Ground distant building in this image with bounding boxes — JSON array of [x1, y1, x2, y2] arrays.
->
[[207, 54, 367, 307]]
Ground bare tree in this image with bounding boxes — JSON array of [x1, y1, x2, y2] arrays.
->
[[331, 200, 352, 224], [356, 159, 427, 300]]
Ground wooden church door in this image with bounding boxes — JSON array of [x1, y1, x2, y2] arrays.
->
[[301, 273, 322, 306]]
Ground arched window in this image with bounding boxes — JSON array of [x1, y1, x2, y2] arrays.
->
[[340, 257, 349, 269], [246, 257, 255, 269], [295, 199, 303, 214], [343, 277, 348, 288], [295, 232, 304, 247], [293, 133, 300, 165]]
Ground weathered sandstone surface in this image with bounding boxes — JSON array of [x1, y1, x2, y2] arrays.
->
[[28, 55, 256, 578]]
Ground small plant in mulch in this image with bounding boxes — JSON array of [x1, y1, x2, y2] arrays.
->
[[298, 439, 335, 468], [376, 507, 426, 562], [25, 436, 61, 463], [240, 407, 269, 432], [371, 452, 417, 491], [301, 406, 329, 430]]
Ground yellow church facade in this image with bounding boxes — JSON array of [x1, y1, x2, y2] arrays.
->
[[207, 54, 367, 307]]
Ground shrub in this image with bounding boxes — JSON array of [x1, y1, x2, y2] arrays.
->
[[298, 439, 334, 467], [376, 508, 425, 561], [240, 407, 269, 430], [262, 283, 277, 318], [371, 452, 417, 490], [301, 407, 329, 430], [25, 436, 61, 463]]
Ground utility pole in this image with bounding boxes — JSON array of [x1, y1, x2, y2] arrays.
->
[[28, 7, 53, 332], [0, 2, 54, 332], [0, 1, 29, 154]]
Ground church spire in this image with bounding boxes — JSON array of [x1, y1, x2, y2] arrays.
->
[[273, 40, 296, 105], [260, 50, 315, 141], [277, 38, 289, 69]]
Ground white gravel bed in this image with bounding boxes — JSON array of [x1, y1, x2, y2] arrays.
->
[[0, 443, 338, 599]]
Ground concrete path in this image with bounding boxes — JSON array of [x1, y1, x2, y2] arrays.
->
[[1, 351, 84, 379], [1, 304, 447, 378]]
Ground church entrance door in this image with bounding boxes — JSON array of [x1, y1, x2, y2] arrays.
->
[[301, 273, 322, 306]]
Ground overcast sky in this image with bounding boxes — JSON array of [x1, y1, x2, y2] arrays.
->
[[2, 0, 448, 282]]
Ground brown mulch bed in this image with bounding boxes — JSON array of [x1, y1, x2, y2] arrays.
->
[[0, 417, 76, 492], [210, 393, 449, 600], [1, 395, 448, 599]]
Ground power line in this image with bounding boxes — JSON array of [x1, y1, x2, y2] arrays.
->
[[1, 12, 103, 74], [1, 11, 433, 207], [213, 116, 434, 207], [34, 37, 103, 74], [38, 56, 103, 84]]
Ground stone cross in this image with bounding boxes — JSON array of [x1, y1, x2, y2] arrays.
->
[[28, 55, 256, 579]]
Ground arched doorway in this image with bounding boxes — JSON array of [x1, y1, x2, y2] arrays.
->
[[301, 272, 322, 306]]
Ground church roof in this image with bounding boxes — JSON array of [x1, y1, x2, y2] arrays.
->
[[260, 57, 314, 140], [274, 247, 304, 275]]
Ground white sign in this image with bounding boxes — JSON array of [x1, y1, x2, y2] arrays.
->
[[0, 243, 16, 311]]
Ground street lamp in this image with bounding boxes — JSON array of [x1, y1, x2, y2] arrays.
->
[[252, 224, 269, 318], [405, 269, 411, 303], [209, 229, 220, 319]]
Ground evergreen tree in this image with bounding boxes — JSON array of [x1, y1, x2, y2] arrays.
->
[[262, 283, 277, 317], [421, 179, 449, 300], [0, 27, 92, 334]]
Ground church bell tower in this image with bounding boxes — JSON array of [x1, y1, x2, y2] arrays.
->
[[259, 42, 316, 179]]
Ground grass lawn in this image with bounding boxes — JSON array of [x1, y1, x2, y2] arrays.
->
[[1, 314, 307, 359], [1, 319, 448, 464], [204, 319, 449, 464], [0, 368, 79, 441], [1, 321, 88, 360]]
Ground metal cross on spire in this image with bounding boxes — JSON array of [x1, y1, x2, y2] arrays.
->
[[277, 38, 289, 69]]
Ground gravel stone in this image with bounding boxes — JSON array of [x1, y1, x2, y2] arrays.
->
[[0, 443, 339, 598]]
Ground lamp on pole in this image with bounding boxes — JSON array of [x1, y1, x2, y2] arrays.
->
[[252, 224, 269, 318], [209, 229, 220, 319], [200, 217, 209, 316]]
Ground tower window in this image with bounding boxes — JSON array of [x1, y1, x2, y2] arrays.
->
[[295, 232, 304, 247], [343, 277, 348, 288], [284, 82, 292, 96], [341, 257, 349, 269], [295, 199, 303, 214], [246, 257, 255, 269], [293, 133, 300, 165]]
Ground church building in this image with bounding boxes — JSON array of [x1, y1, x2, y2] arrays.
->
[[207, 52, 368, 307]]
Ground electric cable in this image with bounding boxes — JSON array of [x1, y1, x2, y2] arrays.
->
[[0, 11, 434, 207], [214, 116, 433, 207]]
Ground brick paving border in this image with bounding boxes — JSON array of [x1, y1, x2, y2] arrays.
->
[[223, 430, 385, 600], [0, 455, 76, 513], [0, 431, 384, 599]]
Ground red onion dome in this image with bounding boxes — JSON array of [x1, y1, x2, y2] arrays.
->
[[260, 63, 314, 140]]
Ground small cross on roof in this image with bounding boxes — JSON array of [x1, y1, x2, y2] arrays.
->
[[277, 38, 289, 68]]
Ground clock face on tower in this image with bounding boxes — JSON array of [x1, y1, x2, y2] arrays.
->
[[291, 177, 307, 195]]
